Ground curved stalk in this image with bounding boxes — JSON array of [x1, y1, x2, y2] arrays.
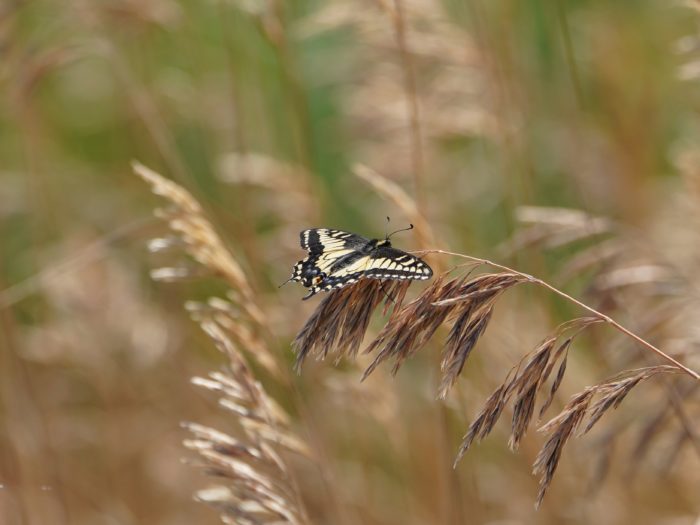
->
[[419, 249, 700, 381]]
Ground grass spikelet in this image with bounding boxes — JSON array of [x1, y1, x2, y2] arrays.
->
[[538, 338, 572, 417], [362, 275, 459, 379], [292, 279, 409, 370], [454, 374, 513, 465], [133, 162, 253, 301], [439, 304, 493, 399], [533, 389, 595, 508], [534, 366, 681, 507], [579, 366, 680, 436], [137, 162, 699, 513], [437, 273, 526, 397], [455, 317, 603, 459], [506, 336, 557, 449], [188, 298, 282, 378], [134, 163, 274, 371], [363, 272, 524, 386], [184, 317, 309, 524]]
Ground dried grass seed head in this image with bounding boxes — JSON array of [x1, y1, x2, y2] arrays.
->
[[533, 366, 681, 507], [293, 278, 409, 370]]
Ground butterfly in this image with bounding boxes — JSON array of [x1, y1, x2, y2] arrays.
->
[[284, 225, 433, 300]]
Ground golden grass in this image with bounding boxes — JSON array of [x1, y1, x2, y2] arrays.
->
[[136, 163, 309, 524], [3, 1, 700, 523]]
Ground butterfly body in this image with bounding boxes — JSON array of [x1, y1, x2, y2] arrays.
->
[[290, 228, 433, 299]]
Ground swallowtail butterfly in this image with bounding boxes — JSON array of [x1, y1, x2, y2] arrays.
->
[[285, 226, 433, 300]]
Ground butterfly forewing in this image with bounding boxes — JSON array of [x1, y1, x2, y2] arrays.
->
[[300, 229, 369, 253], [297, 229, 369, 277]]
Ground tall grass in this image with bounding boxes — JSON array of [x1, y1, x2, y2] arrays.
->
[[1, 1, 699, 524]]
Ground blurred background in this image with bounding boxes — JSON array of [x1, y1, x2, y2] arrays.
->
[[1, 0, 699, 523]]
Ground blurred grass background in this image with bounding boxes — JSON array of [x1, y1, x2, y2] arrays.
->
[[1, 0, 699, 524]]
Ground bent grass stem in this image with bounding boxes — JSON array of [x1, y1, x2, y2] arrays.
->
[[419, 249, 700, 381]]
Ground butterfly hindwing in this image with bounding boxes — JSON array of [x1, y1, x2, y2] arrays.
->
[[302, 271, 364, 300], [362, 245, 433, 280]]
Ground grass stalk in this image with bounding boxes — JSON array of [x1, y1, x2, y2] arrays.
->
[[420, 249, 700, 381]]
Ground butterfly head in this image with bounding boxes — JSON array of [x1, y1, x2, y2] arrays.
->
[[363, 238, 392, 253]]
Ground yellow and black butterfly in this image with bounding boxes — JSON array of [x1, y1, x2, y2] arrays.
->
[[285, 225, 433, 300]]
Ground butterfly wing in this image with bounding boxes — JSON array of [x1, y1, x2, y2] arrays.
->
[[291, 229, 371, 292], [362, 245, 433, 281], [299, 228, 369, 253], [301, 250, 370, 299], [301, 244, 432, 300]]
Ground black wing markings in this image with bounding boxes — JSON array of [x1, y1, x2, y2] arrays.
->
[[299, 229, 369, 254]]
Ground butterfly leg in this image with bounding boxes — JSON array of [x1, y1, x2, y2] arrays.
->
[[377, 280, 396, 305]]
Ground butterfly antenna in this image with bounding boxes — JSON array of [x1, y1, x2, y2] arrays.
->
[[386, 223, 414, 240], [278, 276, 293, 288]]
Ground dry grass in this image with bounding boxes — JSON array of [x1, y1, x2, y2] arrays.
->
[[293, 249, 698, 504], [533, 366, 682, 506], [4, 1, 700, 523], [136, 163, 309, 524], [286, 167, 700, 508], [133, 159, 700, 514], [504, 203, 700, 479], [293, 278, 410, 370]]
